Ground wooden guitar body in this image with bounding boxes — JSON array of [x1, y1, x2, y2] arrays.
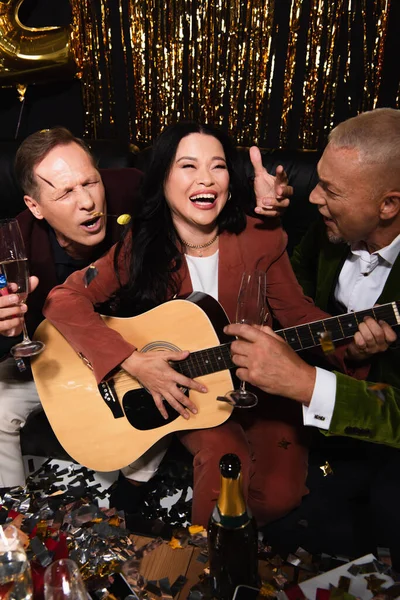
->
[[32, 293, 234, 472]]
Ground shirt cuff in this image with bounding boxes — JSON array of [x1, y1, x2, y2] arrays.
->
[[302, 367, 337, 430]]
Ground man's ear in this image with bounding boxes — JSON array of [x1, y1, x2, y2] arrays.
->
[[24, 195, 44, 220], [380, 193, 400, 221]]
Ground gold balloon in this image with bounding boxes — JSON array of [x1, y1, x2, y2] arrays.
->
[[0, 0, 77, 86]]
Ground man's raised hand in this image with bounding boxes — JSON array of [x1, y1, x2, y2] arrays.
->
[[250, 146, 293, 217]]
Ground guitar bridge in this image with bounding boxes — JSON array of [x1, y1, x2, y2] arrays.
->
[[98, 380, 124, 419]]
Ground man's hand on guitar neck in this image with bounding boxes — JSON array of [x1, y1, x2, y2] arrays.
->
[[121, 349, 207, 419], [224, 323, 316, 405], [225, 318, 397, 406], [345, 316, 397, 362]]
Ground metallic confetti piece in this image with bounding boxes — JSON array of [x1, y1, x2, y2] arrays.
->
[[320, 461, 333, 477], [35, 519, 48, 540], [365, 574, 386, 593], [83, 264, 99, 288], [298, 520, 308, 528], [278, 438, 292, 450], [377, 547, 392, 568], [144, 581, 163, 597], [136, 537, 164, 559], [260, 581, 279, 596], [287, 554, 302, 567], [196, 553, 208, 564], [295, 548, 311, 560], [168, 537, 183, 550], [368, 383, 390, 404], [273, 573, 288, 588], [30, 536, 53, 567], [117, 213, 131, 225], [170, 574, 188, 597], [358, 561, 378, 574], [338, 576, 351, 591], [188, 524, 204, 535], [14, 358, 27, 372], [159, 577, 173, 597], [318, 330, 335, 355]]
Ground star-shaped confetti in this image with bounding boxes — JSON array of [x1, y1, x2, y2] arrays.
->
[[320, 461, 333, 477], [278, 438, 292, 450], [365, 574, 386, 593], [368, 383, 389, 404]]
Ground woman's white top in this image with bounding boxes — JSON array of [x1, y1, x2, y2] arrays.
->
[[185, 250, 219, 300]]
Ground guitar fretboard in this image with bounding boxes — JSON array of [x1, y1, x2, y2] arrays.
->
[[275, 301, 400, 351], [174, 343, 233, 379], [174, 301, 400, 380]]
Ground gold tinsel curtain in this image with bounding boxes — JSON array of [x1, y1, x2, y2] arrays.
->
[[71, 0, 393, 148]]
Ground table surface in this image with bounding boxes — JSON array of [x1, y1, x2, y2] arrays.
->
[[131, 535, 302, 599], [132, 534, 205, 598], [127, 537, 393, 600]]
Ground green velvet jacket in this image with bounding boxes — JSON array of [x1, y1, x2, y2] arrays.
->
[[291, 218, 400, 448]]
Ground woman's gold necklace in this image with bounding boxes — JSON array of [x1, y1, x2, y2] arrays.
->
[[179, 233, 219, 257]]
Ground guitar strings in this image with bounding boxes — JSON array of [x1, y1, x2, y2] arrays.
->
[[105, 302, 399, 389]]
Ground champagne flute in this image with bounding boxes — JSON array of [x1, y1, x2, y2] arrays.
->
[[0, 219, 45, 358], [44, 559, 87, 600], [0, 525, 33, 600], [223, 270, 267, 408]]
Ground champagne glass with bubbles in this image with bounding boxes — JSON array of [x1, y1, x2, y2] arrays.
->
[[223, 270, 267, 408], [0, 219, 45, 357]]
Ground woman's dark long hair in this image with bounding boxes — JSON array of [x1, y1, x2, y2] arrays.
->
[[115, 121, 248, 313]]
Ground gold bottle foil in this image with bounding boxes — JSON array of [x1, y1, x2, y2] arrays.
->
[[218, 473, 247, 518]]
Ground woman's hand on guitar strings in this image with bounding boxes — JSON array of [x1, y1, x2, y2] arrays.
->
[[121, 350, 207, 419]]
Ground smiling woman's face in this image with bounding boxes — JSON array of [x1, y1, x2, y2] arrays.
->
[[163, 132, 230, 237]]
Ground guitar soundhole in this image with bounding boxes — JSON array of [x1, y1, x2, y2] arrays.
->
[[122, 388, 186, 430]]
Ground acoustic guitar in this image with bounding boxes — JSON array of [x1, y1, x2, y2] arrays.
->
[[31, 292, 400, 472]]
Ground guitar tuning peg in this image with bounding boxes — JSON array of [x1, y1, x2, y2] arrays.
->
[[318, 330, 335, 354]]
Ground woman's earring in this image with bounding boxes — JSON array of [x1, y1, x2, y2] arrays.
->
[[227, 192, 231, 201]]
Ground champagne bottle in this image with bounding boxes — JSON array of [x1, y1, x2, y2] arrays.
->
[[208, 454, 259, 600]]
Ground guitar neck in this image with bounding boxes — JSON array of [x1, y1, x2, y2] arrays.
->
[[275, 301, 400, 352], [174, 301, 400, 378], [175, 342, 234, 379]]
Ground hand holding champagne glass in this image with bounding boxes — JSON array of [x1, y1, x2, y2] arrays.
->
[[0, 219, 45, 357], [222, 270, 267, 408]]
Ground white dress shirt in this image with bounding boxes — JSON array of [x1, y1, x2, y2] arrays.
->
[[303, 233, 400, 429]]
